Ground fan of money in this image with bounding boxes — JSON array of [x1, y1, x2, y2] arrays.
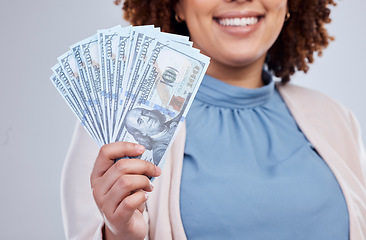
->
[[50, 25, 210, 167]]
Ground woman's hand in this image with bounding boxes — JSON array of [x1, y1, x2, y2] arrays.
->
[[90, 142, 161, 240]]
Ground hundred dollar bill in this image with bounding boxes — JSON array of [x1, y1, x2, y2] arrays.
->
[[50, 74, 101, 146], [115, 29, 161, 133], [71, 41, 106, 144], [114, 40, 210, 167], [51, 64, 103, 145], [57, 51, 89, 115], [51, 25, 211, 169], [114, 26, 161, 133], [97, 26, 123, 140], [110, 26, 132, 137], [103, 29, 119, 116], [57, 52, 104, 142], [102, 27, 131, 137], [123, 32, 195, 110], [58, 51, 83, 93], [79, 34, 108, 142], [122, 26, 158, 96], [121, 27, 193, 116], [160, 32, 193, 47], [113, 27, 142, 123]]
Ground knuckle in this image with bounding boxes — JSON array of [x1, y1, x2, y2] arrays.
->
[[92, 188, 103, 205], [114, 160, 129, 173], [146, 161, 157, 174], [143, 177, 151, 188], [121, 198, 135, 211], [118, 141, 131, 152], [99, 144, 108, 154], [117, 176, 132, 190], [143, 159, 153, 171], [100, 203, 110, 217], [92, 187, 101, 201], [98, 144, 109, 159], [98, 198, 108, 212]]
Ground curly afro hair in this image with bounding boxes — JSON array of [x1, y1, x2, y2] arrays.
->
[[115, 0, 336, 83]]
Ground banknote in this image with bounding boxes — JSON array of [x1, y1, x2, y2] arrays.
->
[[51, 64, 104, 145], [102, 29, 119, 117], [97, 25, 127, 141], [110, 26, 132, 139], [113, 26, 155, 134], [113, 40, 210, 167], [79, 35, 108, 142], [79, 35, 105, 127], [51, 25, 210, 168], [112, 26, 193, 133], [50, 73, 101, 144], [116, 30, 161, 132], [71, 41, 106, 144], [103, 27, 130, 138], [160, 32, 193, 47]]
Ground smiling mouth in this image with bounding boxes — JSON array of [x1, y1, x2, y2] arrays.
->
[[214, 17, 261, 27]]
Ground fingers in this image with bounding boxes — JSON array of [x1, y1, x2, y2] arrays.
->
[[92, 158, 160, 196], [90, 141, 161, 238], [102, 191, 148, 239], [91, 142, 146, 182], [101, 175, 153, 212], [137, 201, 145, 213], [114, 191, 149, 224], [102, 158, 160, 189]]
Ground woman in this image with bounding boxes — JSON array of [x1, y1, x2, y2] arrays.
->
[[61, 0, 366, 239]]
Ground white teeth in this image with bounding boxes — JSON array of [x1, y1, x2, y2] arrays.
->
[[218, 17, 259, 27]]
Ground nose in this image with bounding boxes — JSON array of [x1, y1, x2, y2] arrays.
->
[[141, 115, 149, 122]]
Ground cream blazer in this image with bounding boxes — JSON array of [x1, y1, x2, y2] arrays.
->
[[61, 83, 366, 240]]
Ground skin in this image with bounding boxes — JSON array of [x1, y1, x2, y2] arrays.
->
[[176, 0, 287, 88], [91, 0, 287, 239], [91, 142, 161, 240]]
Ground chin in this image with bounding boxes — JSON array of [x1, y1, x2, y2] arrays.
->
[[222, 50, 266, 67], [223, 57, 260, 68]]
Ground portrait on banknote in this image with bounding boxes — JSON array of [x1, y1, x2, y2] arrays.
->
[[123, 106, 181, 165]]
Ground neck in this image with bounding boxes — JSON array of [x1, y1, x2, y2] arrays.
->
[[206, 56, 266, 89]]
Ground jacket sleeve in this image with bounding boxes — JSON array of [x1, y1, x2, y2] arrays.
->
[[348, 110, 366, 186], [60, 122, 104, 239]]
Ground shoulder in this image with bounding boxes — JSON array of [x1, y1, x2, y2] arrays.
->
[[276, 82, 346, 109], [276, 82, 353, 126], [277, 82, 364, 166]]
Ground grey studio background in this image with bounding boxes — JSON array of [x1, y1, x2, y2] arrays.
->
[[0, 0, 365, 239]]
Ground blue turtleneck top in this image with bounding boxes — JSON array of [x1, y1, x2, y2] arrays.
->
[[179, 73, 349, 239]]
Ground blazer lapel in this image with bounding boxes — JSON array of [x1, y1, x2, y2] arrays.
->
[[277, 83, 366, 239]]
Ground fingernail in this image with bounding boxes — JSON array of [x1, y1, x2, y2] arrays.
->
[[135, 144, 145, 152], [145, 192, 149, 200], [149, 181, 154, 190], [155, 165, 161, 176]]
